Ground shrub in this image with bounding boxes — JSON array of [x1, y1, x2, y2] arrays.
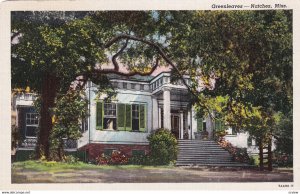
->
[[147, 128, 178, 165], [218, 139, 250, 163], [273, 153, 293, 167], [249, 155, 259, 166], [96, 150, 129, 165], [63, 155, 79, 164], [128, 154, 149, 165]]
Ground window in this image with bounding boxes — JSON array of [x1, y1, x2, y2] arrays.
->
[[123, 82, 127, 89], [25, 113, 38, 137], [215, 119, 225, 132], [132, 104, 139, 131], [131, 83, 135, 90], [96, 102, 147, 132], [131, 104, 146, 132], [81, 114, 88, 132], [140, 84, 144, 91], [197, 117, 203, 132], [132, 150, 145, 157], [103, 103, 116, 130], [160, 78, 163, 85]]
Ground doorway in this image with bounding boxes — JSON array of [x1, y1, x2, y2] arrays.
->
[[171, 114, 180, 139]]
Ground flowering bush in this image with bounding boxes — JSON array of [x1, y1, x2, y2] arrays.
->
[[218, 139, 250, 163], [96, 150, 129, 165]]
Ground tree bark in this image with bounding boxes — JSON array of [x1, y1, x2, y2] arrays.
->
[[267, 138, 273, 171], [36, 73, 59, 160]]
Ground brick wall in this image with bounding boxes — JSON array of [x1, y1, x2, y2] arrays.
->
[[80, 143, 149, 160]]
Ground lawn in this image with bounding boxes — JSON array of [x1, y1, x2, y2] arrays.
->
[[12, 160, 174, 173], [11, 160, 293, 183]]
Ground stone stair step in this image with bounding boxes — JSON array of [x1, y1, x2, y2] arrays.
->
[[176, 140, 250, 167]]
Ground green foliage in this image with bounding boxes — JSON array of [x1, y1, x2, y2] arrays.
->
[[273, 111, 293, 155], [249, 155, 260, 166], [273, 153, 293, 167], [147, 128, 178, 165], [218, 140, 250, 163], [50, 89, 88, 160], [63, 155, 79, 164]]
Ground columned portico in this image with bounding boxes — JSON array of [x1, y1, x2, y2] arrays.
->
[[163, 87, 171, 130]]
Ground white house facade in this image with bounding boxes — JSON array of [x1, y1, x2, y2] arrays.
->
[[77, 72, 260, 159], [13, 71, 261, 161]]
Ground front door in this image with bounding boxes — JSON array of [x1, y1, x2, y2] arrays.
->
[[171, 114, 180, 139]]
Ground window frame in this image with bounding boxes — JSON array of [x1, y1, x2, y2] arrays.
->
[[25, 112, 39, 137]]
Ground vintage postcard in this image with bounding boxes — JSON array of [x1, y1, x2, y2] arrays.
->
[[0, 0, 299, 192]]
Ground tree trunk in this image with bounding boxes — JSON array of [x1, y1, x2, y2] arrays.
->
[[259, 139, 264, 171], [267, 138, 273, 171], [57, 139, 64, 161], [36, 73, 59, 160]]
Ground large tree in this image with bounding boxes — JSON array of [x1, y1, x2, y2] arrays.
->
[[180, 10, 293, 170], [11, 11, 164, 159]]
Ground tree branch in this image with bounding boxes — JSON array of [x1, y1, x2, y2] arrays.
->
[[104, 34, 213, 118], [111, 39, 129, 71]]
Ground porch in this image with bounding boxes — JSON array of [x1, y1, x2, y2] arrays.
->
[[152, 87, 198, 140]]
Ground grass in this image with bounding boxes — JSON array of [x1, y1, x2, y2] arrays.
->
[[12, 160, 174, 172]]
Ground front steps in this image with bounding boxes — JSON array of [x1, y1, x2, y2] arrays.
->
[[176, 140, 250, 167]]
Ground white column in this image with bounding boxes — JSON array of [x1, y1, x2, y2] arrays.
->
[[187, 109, 191, 139], [152, 97, 158, 130], [206, 115, 213, 139], [163, 87, 171, 130], [191, 107, 197, 139], [158, 107, 161, 128], [180, 111, 184, 139]]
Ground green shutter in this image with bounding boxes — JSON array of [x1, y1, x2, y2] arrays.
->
[[125, 104, 132, 131], [216, 120, 224, 131], [96, 101, 103, 130], [197, 117, 203, 132], [117, 103, 125, 130], [139, 104, 146, 132], [221, 121, 226, 131]]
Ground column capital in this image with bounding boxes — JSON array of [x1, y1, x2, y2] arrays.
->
[[162, 86, 171, 92]]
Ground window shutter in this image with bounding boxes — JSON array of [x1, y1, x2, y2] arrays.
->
[[139, 104, 146, 132], [215, 120, 225, 131], [125, 104, 132, 131], [96, 101, 103, 130], [197, 117, 203, 132], [221, 121, 226, 131], [117, 103, 125, 130]]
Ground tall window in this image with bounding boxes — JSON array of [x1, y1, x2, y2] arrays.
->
[[131, 83, 135, 90], [123, 82, 127, 89], [25, 113, 38, 137], [140, 84, 144, 91], [103, 103, 117, 130], [132, 104, 139, 131]]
